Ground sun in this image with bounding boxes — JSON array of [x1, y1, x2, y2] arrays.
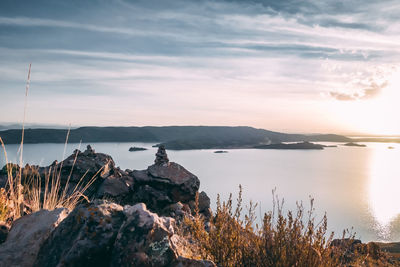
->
[[334, 68, 400, 135]]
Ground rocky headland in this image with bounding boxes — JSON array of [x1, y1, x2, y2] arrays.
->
[[0, 145, 214, 266]]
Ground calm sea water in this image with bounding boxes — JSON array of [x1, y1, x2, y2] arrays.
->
[[1, 142, 400, 242]]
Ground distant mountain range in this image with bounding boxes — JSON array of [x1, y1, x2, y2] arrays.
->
[[0, 123, 69, 131], [0, 126, 354, 149]]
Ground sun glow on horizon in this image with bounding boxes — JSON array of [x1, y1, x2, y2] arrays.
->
[[332, 68, 400, 136]]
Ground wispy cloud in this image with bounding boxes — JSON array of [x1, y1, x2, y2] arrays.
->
[[0, 16, 175, 37], [1, 0, 400, 133], [327, 64, 396, 101]]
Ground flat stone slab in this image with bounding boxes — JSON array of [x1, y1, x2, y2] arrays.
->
[[147, 162, 198, 186]]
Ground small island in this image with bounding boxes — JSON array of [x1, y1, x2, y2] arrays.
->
[[214, 150, 228, 153], [343, 142, 367, 147], [253, 141, 324, 150], [128, 146, 147, 152]]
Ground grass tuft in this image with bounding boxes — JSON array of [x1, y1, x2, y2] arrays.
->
[[0, 137, 101, 224]]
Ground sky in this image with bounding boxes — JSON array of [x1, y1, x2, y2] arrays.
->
[[1, 0, 400, 135]]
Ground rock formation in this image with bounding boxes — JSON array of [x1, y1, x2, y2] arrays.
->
[[155, 145, 169, 165], [0, 208, 69, 266], [33, 201, 214, 267], [34, 201, 125, 267], [0, 145, 214, 266]]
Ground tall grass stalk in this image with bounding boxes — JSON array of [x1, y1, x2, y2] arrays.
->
[[0, 64, 100, 223]]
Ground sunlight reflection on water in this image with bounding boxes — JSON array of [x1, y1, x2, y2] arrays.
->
[[368, 144, 400, 240]]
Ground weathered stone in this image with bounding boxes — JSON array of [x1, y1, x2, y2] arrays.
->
[[110, 203, 216, 266], [34, 201, 124, 267], [161, 202, 187, 218], [96, 175, 133, 200], [0, 146, 216, 266], [60, 145, 115, 184], [111, 203, 177, 267], [125, 159, 200, 212], [147, 162, 200, 202], [198, 191, 211, 213], [0, 208, 69, 267], [130, 169, 152, 183], [132, 184, 173, 210]]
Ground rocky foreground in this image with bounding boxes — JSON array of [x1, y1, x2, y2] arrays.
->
[[0, 145, 214, 266]]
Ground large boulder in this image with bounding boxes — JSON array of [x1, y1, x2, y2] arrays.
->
[[111, 203, 177, 266], [96, 175, 133, 202], [147, 162, 200, 202], [127, 163, 200, 212], [0, 208, 69, 267], [56, 145, 116, 197], [113, 147, 201, 213], [198, 191, 211, 214], [34, 201, 125, 267], [0, 145, 118, 202], [111, 203, 214, 267], [34, 201, 214, 267]]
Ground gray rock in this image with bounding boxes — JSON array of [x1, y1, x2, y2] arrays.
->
[[198, 191, 211, 213], [96, 176, 133, 200], [130, 169, 152, 183], [132, 184, 173, 210], [147, 162, 200, 202], [34, 201, 124, 267], [161, 202, 188, 218], [111, 203, 214, 267], [154, 145, 169, 166], [126, 156, 200, 212], [111, 203, 177, 266], [0, 222, 9, 244], [62, 145, 116, 182], [0, 208, 69, 267]]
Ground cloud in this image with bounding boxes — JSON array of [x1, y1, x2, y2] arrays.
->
[[1, 0, 400, 132], [329, 80, 388, 101], [0, 16, 175, 37], [329, 91, 356, 101]]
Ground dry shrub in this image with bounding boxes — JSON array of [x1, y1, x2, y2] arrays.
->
[[181, 186, 396, 267]]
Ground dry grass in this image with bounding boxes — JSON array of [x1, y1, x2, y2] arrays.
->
[[0, 136, 101, 224], [0, 64, 99, 224], [180, 186, 396, 267]]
